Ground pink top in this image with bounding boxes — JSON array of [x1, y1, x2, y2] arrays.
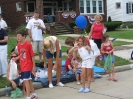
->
[[92, 23, 104, 39], [103, 42, 113, 55]]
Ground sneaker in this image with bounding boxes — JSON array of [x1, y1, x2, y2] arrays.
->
[[31, 93, 38, 99], [77, 82, 81, 85], [49, 83, 54, 88], [78, 88, 85, 93], [2, 74, 6, 77], [83, 88, 91, 93], [26, 97, 31, 99], [94, 74, 102, 78], [57, 82, 65, 87]]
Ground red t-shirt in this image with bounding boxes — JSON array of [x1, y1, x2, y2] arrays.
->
[[103, 42, 113, 55], [92, 23, 104, 39], [65, 58, 72, 72], [17, 41, 34, 72]]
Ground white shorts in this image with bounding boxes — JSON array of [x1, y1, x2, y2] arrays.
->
[[32, 41, 43, 53], [81, 59, 94, 68]]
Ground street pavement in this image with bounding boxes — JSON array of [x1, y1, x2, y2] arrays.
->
[[0, 69, 133, 99]]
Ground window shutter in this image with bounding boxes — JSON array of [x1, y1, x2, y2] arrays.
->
[[126, 3, 129, 14]]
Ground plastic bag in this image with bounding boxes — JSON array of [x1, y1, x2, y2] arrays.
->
[[10, 88, 23, 98], [9, 60, 19, 80], [104, 53, 113, 72]]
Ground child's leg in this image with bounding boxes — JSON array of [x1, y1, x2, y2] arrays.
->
[[91, 68, 94, 81], [76, 74, 80, 82], [96, 56, 100, 66], [81, 68, 86, 88], [22, 82, 26, 95], [24, 80, 31, 97], [29, 80, 35, 93], [47, 58, 53, 84], [86, 68, 92, 88], [56, 58, 62, 83], [111, 63, 117, 81]]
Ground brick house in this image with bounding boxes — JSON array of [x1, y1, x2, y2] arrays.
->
[[0, 0, 107, 30]]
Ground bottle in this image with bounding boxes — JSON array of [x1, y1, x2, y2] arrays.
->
[[5, 86, 9, 96]]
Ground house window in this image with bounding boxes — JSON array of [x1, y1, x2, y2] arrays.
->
[[26, 1, 35, 12], [80, 0, 84, 13], [79, 0, 104, 14], [16, 2, 22, 11], [86, 0, 90, 13], [126, 2, 133, 14], [116, 2, 121, 9], [62, 0, 72, 11]]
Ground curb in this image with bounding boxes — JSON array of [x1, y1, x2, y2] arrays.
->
[[0, 64, 132, 97]]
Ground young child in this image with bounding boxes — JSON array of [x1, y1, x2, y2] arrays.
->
[[72, 52, 82, 85], [16, 30, 37, 99], [6, 51, 21, 89], [74, 36, 95, 93], [43, 36, 64, 88], [101, 33, 117, 81], [65, 49, 73, 74]]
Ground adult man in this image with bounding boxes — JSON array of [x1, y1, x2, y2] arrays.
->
[[0, 28, 8, 77], [0, 14, 8, 30], [26, 10, 46, 62]]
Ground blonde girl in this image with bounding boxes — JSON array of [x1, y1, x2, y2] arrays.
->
[[43, 36, 64, 88], [101, 33, 117, 81], [74, 36, 94, 93]]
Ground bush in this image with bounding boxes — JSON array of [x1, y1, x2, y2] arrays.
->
[[69, 21, 76, 28], [103, 21, 122, 31], [108, 16, 112, 22], [120, 23, 133, 29]]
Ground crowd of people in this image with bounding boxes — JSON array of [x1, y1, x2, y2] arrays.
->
[[0, 12, 118, 99]]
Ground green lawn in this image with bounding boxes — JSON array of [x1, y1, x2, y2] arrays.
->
[[107, 30, 133, 40]]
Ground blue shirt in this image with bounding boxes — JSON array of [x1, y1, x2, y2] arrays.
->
[[0, 28, 8, 45]]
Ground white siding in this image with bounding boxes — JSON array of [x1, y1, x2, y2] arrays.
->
[[107, 0, 122, 21], [122, 0, 133, 22], [107, 0, 133, 22]]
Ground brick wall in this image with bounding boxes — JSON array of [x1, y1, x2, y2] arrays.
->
[[0, 0, 26, 30]]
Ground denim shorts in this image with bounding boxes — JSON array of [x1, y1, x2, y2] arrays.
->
[[103, 54, 116, 63], [74, 70, 82, 76], [46, 50, 62, 59], [10, 78, 20, 87], [21, 71, 32, 81]]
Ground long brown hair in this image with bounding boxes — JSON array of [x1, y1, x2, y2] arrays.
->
[[76, 36, 88, 46], [102, 33, 109, 42]]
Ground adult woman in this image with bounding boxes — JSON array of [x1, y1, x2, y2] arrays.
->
[[88, 14, 105, 66]]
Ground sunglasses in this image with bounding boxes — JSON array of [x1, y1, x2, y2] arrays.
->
[[11, 56, 17, 58]]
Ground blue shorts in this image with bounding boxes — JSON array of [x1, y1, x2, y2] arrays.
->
[[46, 50, 62, 59], [21, 71, 32, 81], [103, 54, 116, 63], [74, 70, 82, 76]]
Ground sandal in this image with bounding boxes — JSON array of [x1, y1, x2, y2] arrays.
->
[[108, 76, 111, 81], [112, 77, 117, 82]]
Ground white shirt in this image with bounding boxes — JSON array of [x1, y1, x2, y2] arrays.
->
[[0, 19, 7, 29], [26, 18, 46, 41], [78, 47, 94, 61], [47, 36, 61, 52]]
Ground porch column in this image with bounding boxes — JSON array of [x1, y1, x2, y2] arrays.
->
[[36, 0, 44, 20], [72, 0, 80, 16]]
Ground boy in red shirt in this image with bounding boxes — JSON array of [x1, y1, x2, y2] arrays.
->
[[17, 30, 37, 99], [65, 49, 73, 73]]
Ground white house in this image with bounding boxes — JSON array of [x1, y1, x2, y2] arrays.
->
[[107, 0, 133, 22]]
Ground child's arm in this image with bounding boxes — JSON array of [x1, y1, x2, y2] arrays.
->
[[109, 42, 114, 53], [85, 45, 92, 51], [101, 43, 107, 54], [6, 64, 17, 89], [32, 56, 36, 76]]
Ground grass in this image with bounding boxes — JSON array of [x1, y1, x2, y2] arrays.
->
[[107, 30, 133, 40], [113, 41, 133, 46]]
